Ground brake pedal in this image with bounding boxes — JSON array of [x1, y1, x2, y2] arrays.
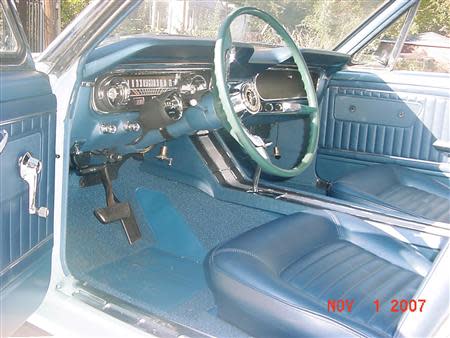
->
[[94, 202, 141, 244], [95, 202, 131, 224], [88, 165, 141, 244]]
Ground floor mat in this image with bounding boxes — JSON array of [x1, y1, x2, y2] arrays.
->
[[87, 247, 206, 312], [66, 173, 155, 274], [135, 188, 205, 262]]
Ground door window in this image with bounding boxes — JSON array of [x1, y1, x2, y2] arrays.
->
[[351, 1, 450, 73], [0, 2, 24, 64], [394, 1, 450, 72], [1, 3, 18, 52]]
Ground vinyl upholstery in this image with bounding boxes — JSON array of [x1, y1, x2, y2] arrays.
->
[[328, 164, 450, 223], [320, 85, 450, 164], [0, 70, 56, 337], [206, 211, 431, 337]]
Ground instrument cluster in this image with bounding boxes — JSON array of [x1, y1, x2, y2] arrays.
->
[[92, 69, 211, 117]]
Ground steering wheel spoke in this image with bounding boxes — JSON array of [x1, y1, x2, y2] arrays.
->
[[282, 102, 317, 115], [243, 129, 272, 160]]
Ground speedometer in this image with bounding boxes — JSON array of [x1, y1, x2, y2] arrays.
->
[[92, 69, 211, 113]]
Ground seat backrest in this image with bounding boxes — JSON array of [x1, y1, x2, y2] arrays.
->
[[394, 242, 450, 337]]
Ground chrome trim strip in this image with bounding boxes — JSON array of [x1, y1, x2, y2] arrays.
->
[[0, 110, 53, 126], [0, 129, 8, 154], [71, 282, 212, 338], [194, 133, 450, 236], [0, 235, 53, 277], [318, 148, 450, 174]]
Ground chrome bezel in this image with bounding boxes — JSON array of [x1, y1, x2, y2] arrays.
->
[[90, 65, 212, 114], [240, 82, 261, 114], [164, 92, 184, 121]]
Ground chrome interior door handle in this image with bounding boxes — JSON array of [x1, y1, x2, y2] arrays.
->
[[0, 129, 8, 154], [18, 152, 49, 218]]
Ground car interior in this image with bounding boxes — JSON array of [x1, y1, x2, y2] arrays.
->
[[57, 4, 450, 336], [2, 0, 449, 337]]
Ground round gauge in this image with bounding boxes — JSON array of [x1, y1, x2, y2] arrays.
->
[[106, 78, 130, 106], [180, 75, 208, 94], [241, 82, 261, 114], [190, 75, 208, 93], [96, 77, 130, 112], [164, 92, 183, 121]]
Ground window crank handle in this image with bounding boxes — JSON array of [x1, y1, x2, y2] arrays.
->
[[18, 152, 49, 218]]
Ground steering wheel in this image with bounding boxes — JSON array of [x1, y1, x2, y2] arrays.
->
[[213, 7, 319, 178]]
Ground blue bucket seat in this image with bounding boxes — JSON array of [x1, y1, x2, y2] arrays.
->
[[328, 164, 450, 223], [206, 211, 434, 337]]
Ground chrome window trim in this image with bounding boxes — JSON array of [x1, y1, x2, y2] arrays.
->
[[0, 0, 29, 67]]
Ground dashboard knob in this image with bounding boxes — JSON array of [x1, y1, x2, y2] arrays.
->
[[124, 121, 141, 132], [274, 103, 283, 112], [99, 123, 117, 134], [264, 103, 274, 112]]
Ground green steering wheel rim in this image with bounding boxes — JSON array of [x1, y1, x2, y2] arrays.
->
[[213, 7, 319, 178]]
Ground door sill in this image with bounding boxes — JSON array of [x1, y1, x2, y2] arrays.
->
[[52, 278, 210, 338]]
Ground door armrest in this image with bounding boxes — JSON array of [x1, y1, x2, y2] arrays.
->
[[433, 140, 450, 153]]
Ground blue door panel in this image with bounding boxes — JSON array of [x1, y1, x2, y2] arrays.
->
[[317, 70, 450, 182], [0, 70, 56, 335], [0, 241, 52, 335], [0, 70, 55, 102]]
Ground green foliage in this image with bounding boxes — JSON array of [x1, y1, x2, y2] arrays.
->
[[61, 0, 90, 30], [107, 0, 450, 72], [411, 0, 450, 36], [226, 0, 383, 49]]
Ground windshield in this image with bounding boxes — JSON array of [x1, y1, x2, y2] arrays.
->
[[109, 0, 386, 50]]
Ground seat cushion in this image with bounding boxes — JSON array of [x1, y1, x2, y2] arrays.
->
[[328, 164, 450, 223], [206, 211, 431, 337]]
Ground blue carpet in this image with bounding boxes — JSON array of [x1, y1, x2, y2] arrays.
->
[[87, 247, 206, 311], [66, 159, 280, 337], [135, 188, 205, 262]]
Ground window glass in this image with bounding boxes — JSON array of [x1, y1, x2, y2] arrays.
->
[[394, 0, 450, 72], [351, 13, 407, 68], [352, 1, 450, 73], [0, 3, 19, 53], [107, 0, 385, 50]]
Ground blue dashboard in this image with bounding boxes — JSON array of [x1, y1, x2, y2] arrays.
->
[[70, 36, 350, 165]]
